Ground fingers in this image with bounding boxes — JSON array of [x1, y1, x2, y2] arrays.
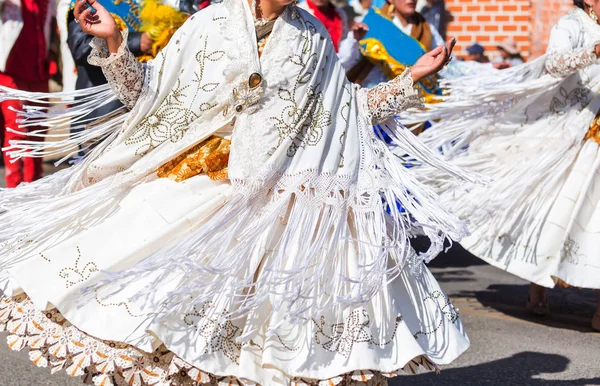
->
[[73, 0, 87, 18], [427, 45, 444, 58], [76, 0, 106, 16], [446, 37, 457, 57], [433, 50, 447, 68], [80, 7, 95, 26], [355, 22, 368, 31], [85, 0, 105, 12], [74, 0, 99, 25], [432, 45, 449, 69]]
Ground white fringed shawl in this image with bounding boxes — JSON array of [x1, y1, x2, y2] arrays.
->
[[402, 8, 600, 267], [0, 0, 476, 326]]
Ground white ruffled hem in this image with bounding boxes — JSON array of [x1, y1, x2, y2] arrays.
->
[[0, 294, 439, 386]]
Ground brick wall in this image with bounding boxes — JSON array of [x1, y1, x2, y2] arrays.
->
[[530, 0, 574, 57], [445, 0, 574, 60]]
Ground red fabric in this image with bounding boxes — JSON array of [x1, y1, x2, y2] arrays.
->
[[198, 0, 211, 10], [306, 0, 343, 52], [0, 73, 47, 188], [3, 0, 50, 83]]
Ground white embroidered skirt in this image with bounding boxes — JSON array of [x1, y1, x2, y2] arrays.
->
[[0, 174, 469, 385], [459, 139, 600, 289]]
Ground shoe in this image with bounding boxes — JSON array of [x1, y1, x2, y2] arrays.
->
[[592, 312, 600, 331], [527, 296, 549, 316]]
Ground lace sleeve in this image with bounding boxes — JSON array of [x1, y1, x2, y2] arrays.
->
[[367, 69, 423, 124], [87, 29, 146, 109], [545, 45, 600, 78]]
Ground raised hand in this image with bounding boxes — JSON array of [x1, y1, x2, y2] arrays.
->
[[410, 38, 456, 83], [352, 22, 369, 41], [73, 0, 122, 52]]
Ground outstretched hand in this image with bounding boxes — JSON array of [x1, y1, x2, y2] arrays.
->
[[410, 38, 456, 83], [73, 0, 122, 52]]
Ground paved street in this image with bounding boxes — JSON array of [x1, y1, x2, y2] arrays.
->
[[0, 165, 599, 385], [391, 247, 600, 385]]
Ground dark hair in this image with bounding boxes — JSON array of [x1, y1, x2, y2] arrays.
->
[[574, 0, 585, 9]]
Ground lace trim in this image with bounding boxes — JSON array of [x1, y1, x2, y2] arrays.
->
[[88, 30, 146, 109], [0, 294, 437, 386], [545, 44, 600, 78], [367, 69, 423, 124]]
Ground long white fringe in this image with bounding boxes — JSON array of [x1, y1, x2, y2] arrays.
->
[[85, 120, 484, 339], [0, 84, 125, 164], [400, 54, 588, 266], [0, 85, 133, 268]]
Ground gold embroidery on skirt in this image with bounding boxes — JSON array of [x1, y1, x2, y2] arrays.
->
[[585, 113, 600, 144], [157, 136, 230, 182]]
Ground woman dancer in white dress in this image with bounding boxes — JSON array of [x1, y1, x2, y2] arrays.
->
[[405, 0, 600, 330], [0, 0, 476, 384]]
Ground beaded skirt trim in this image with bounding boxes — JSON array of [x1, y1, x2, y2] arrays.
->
[[0, 294, 437, 386]]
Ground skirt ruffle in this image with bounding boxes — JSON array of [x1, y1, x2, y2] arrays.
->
[[0, 294, 438, 386]]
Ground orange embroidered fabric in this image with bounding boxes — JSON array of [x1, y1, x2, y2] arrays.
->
[[585, 114, 600, 144], [157, 136, 230, 181]]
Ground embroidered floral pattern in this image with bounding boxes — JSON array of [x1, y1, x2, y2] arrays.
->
[[312, 310, 403, 358], [413, 291, 459, 339], [0, 295, 436, 385], [270, 20, 333, 157], [94, 289, 152, 318], [561, 236, 584, 265], [549, 86, 591, 117], [183, 301, 242, 364], [58, 246, 99, 289], [338, 85, 352, 168], [94, 33, 224, 156]]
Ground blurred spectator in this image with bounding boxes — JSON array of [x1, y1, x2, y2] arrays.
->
[[341, 0, 445, 87], [299, 0, 349, 52], [57, 0, 77, 94], [493, 39, 525, 69], [388, 0, 445, 51], [418, 0, 446, 39], [0, 0, 55, 187], [66, 10, 153, 122], [466, 43, 489, 63], [346, 0, 371, 22]]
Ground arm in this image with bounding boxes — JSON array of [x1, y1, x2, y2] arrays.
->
[[367, 69, 423, 124], [87, 29, 146, 109], [544, 15, 600, 78], [366, 40, 455, 124]]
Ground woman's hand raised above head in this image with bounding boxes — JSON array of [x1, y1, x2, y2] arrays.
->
[[73, 0, 122, 53], [410, 38, 456, 83]]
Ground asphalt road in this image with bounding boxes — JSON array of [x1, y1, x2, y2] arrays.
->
[[0, 165, 599, 386], [391, 246, 600, 385]]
